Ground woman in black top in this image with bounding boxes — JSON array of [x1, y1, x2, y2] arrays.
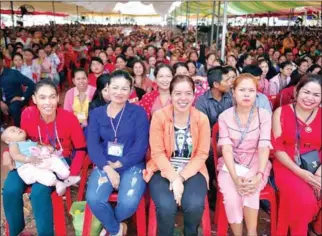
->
[[89, 74, 110, 111]]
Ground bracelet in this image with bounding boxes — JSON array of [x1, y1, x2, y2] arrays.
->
[[256, 171, 264, 179]]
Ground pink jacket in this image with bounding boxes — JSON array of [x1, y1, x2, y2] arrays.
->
[[63, 85, 96, 112]]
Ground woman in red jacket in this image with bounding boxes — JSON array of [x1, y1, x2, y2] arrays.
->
[[2, 79, 86, 236]]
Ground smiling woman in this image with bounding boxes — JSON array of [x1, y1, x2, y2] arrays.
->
[[2, 79, 86, 236], [63, 68, 96, 127], [272, 74, 322, 235], [144, 75, 211, 236], [86, 70, 149, 236], [139, 63, 173, 120]]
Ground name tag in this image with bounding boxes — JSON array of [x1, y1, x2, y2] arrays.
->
[[107, 142, 124, 157]]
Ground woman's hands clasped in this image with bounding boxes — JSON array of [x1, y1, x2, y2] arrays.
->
[[169, 176, 184, 206], [233, 174, 261, 196], [103, 165, 120, 189]]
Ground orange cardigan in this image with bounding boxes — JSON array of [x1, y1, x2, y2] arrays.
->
[[144, 105, 211, 187]]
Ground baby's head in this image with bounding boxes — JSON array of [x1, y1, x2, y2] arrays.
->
[[1, 126, 27, 144]]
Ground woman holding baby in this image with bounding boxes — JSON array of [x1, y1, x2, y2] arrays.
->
[[2, 79, 86, 236]]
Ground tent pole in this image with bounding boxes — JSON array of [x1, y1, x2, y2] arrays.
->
[[321, 2, 322, 26], [195, 3, 200, 46], [10, 1, 15, 28], [186, 2, 189, 28], [210, 1, 216, 46], [267, 12, 270, 28], [76, 6, 79, 22], [215, 1, 221, 50], [52, 1, 56, 27], [174, 6, 177, 26], [287, 9, 292, 29], [220, 0, 228, 61], [180, 2, 183, 25]]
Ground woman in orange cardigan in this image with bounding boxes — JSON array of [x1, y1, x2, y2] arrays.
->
[[143, 75, 211, 236]]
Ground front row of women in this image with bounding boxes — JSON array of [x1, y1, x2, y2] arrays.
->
[[2, 70, 321, 236], [78, 71, 322, 236]]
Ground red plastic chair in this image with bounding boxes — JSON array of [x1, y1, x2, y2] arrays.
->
[[77, 155, 92, 201], [212, 123, 277, 236], [5, 186, 68, 236], [82, 193, 147, 236], [148, 196, 211, 236], [268, 95, 278, 111]]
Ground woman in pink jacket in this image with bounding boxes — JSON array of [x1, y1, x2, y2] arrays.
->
[[63, 68, 96, 127]]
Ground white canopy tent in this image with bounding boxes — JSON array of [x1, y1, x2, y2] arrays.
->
[[60, 1, 180, 16], [0, 1, 181, 16]]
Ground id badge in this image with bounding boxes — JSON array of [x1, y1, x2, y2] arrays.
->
[[107, 142, 124, 157], [77, 112, 87, 120], [222, 163, 249, 177]]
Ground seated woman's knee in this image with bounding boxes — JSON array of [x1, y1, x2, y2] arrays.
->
[[3, 183, 23, 199], [30, 183, 52, 199], [182, 193, 205, 212], [155, 198, 177, 216], [86, 190, 106, 207]]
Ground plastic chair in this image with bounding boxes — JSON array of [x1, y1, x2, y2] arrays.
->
[[268, 95, 278, 111], [77, 154, 92, 201], [148, 196, 211, 236], [5, 186, 68, 236], [212, 123, 277, 236], [82, 193, 147, 236]]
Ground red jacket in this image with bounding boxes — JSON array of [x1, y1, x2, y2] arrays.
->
[[21, 106, 86, 175]]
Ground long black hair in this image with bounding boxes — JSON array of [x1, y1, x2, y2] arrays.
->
[[89, 74, 110, 111]]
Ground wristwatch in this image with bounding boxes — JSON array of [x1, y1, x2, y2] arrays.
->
[[21, 97, 25, 101]]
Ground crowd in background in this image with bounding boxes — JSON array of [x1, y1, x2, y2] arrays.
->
[[0, 23, 321, 236]]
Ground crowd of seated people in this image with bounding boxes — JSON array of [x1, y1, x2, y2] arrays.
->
[[0, 23, 321, 236]]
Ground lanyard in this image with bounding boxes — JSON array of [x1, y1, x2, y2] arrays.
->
[[234, 105, 255, 148], [109, 104, 126, 143], [173, 113, 190, 157], [37, 121, 63, 152], [293, 103, 314, 165], [234, 107, 259, 168]]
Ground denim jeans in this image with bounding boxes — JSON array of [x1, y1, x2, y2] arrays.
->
[[2, 170, 55, 236], [7, 100, 24, 127], [86, 165, 146, 235], [149, 171, 207, 236]]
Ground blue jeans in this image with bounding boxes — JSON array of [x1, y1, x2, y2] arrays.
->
[[2, 170, 55, 236], [149, 171, 207, 236], [86, 165, 146, 235]]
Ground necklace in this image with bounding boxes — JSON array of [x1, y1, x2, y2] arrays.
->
[[293, 104, 315, 133]]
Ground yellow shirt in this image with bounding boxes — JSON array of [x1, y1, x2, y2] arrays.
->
[[72, 96, 90, 123]]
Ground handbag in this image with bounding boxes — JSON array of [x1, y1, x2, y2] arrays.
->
[[293, 104, 321, 174], [299, 150, 320, 174]]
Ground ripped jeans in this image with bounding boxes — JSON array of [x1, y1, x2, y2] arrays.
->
[[86, 165, 146, 235]]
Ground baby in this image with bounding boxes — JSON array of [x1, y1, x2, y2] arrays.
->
[[1, 126, 80, 196]]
